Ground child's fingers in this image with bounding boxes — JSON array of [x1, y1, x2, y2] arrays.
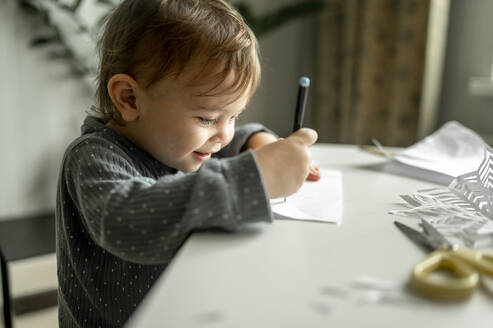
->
[[306, 166, 321, 181], [289, 128, 318, 146]]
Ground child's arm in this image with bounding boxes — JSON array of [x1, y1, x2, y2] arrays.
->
[[62, 138, 272, 265]]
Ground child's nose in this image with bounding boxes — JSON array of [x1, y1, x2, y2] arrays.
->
[[210, 124, 231, 144]]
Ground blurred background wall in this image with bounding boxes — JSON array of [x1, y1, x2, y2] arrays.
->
[[437, 0, 493, 144], [1, 0, 493, 218], [0, 0, 91, 217]]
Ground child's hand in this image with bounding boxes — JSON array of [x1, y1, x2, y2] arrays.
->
[[247, 132, 321, 182], [254, 128, 318, 198]]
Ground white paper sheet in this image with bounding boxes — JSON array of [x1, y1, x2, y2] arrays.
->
[[271, 169, 342, 224], [394, 121, 485, 177]]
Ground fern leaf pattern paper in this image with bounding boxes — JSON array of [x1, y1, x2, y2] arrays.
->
[[391, 146, 493, 248]]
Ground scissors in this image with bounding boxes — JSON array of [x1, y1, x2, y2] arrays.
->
[[394, 220, 493, 300]]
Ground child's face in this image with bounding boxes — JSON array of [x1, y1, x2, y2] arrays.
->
[[130, 70, 250, 172]]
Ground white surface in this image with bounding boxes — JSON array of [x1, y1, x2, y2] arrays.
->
[[271, 169, 342, 224], [126, 144, 493, 328]]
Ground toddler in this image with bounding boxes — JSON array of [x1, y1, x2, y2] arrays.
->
[[56, 0, 318, 326]]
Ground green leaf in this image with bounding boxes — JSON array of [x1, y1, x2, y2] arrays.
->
[[30, 35, 60, 47], [234, 3, 255, 25], [250, 1, 326, 37], [97, 0, 115, 5], [19, 0, 41, 13], [72, 0, 84, 11]]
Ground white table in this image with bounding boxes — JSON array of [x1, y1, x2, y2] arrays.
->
[[127, 144, 493, 328]]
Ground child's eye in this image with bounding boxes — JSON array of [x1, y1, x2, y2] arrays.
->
[[197, 117, 217, 125]]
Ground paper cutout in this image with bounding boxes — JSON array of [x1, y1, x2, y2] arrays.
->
[[271, 169, 342, 224], [391, 146, 493, 248], [380, 121, 485, 178]]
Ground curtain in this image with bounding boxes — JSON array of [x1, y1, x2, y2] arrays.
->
[[314, 0, 430, 146]]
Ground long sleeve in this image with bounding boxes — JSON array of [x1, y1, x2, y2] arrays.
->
[[64, 136, 272, 265]]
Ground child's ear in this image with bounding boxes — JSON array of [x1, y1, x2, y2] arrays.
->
[[107, 74, 140, 122]]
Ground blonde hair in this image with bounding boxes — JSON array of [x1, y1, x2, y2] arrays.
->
[[93, 0, 261, 121]]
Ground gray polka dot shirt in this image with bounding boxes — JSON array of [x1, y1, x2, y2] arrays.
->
[[56, 116, 273, 327]]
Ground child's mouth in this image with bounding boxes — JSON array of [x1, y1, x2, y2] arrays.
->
[[193, 151, 212, 161]]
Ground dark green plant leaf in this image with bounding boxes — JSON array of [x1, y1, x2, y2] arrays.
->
[[236, 1, 326, 37], [234, 3, 254, 25], [72, 0, 84, 11], [58, 3, 76, 12], [19, 0, 41, 13], [97, 0, 115, 6], [30, 35, 60, 47], [19, 0, 325, 79]]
